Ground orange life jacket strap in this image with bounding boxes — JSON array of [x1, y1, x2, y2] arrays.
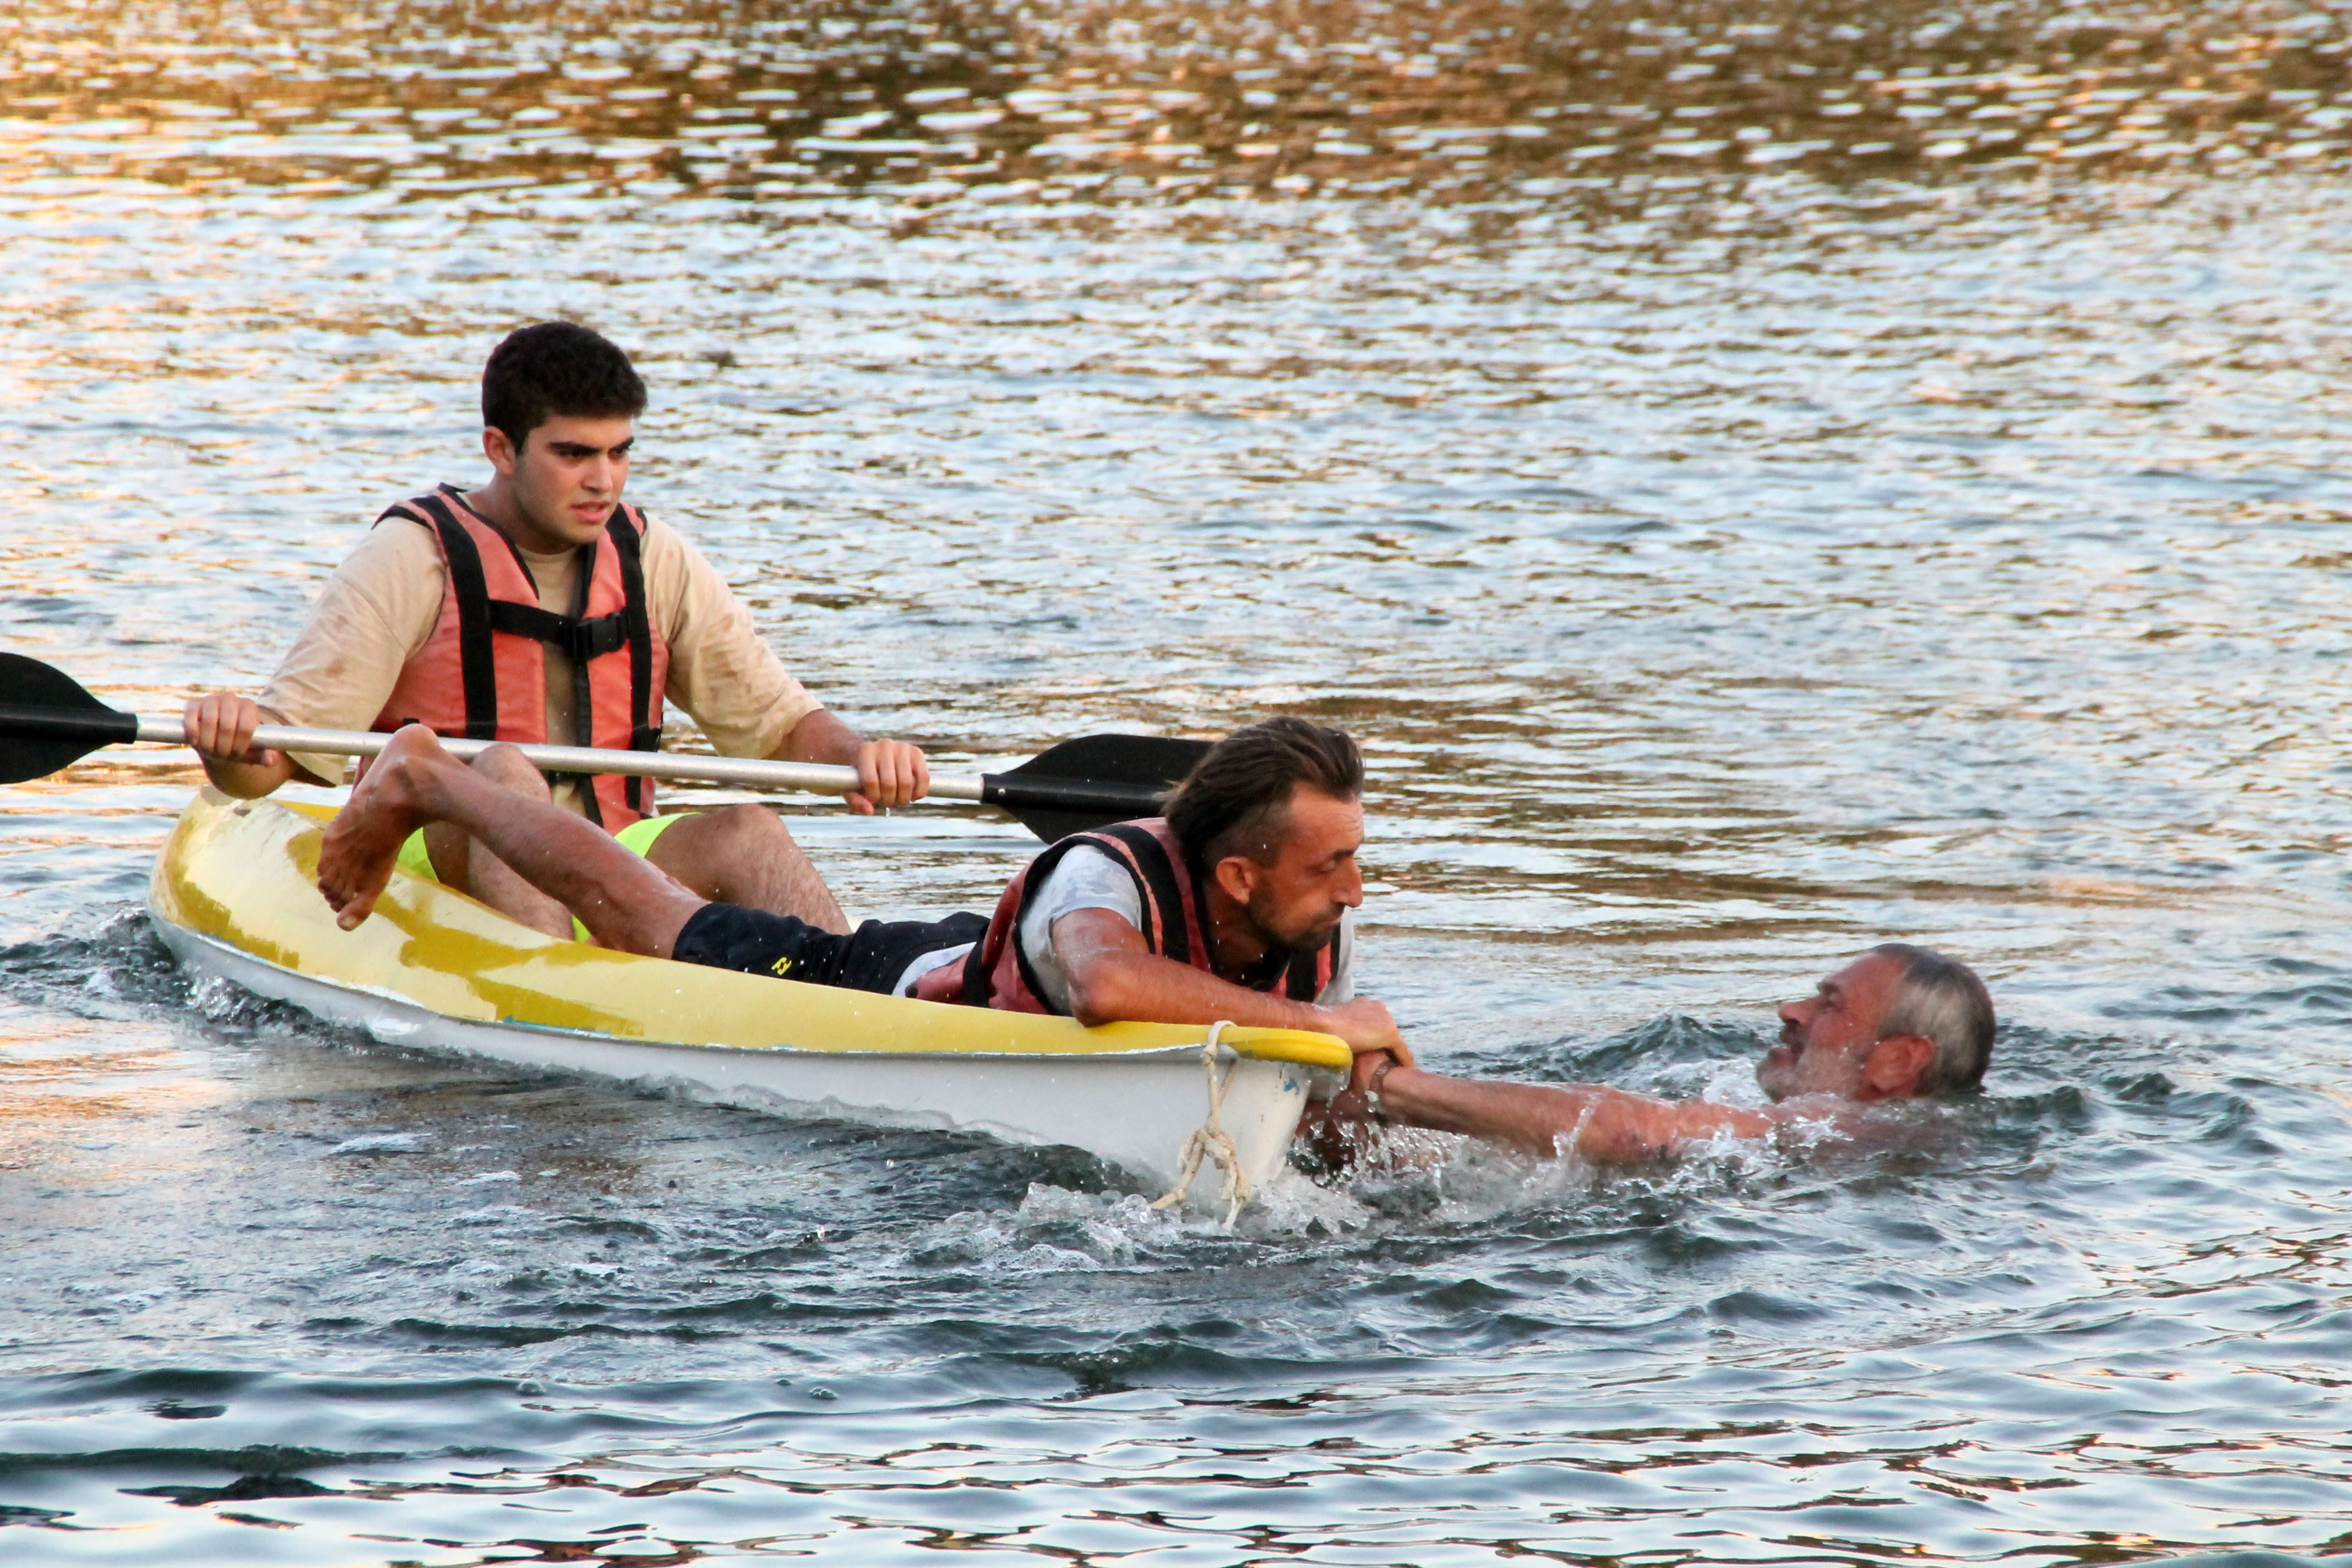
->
[[398, 487, 505, 742], [607, 511, 657, 818]]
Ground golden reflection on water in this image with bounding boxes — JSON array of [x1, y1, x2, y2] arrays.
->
[[9, 4, 2352, 1561], [0, 0, 2344, 202], [0, 1030, 214, 1175]]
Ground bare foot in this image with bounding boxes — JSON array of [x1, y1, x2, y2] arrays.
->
[[317, 726, 446, 930]]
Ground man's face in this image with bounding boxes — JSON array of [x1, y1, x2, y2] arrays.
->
[[1757, 951, 1911, 1101], [1234, 786, 1365, 952], [489, 413, 633, 551]]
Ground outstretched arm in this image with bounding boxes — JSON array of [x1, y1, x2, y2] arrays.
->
[[1373, 1065, 1774, 1163], [1053, 907, 1413, 1063]]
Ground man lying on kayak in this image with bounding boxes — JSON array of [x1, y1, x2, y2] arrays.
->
[[315, 716, 1415, 1061], [1311, 943, 1995, 1166], [184, 320, 927, 943]]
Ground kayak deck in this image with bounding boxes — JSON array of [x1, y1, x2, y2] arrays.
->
[[148, 792, 1349, 1204]]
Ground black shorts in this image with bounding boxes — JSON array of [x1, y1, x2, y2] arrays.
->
[[671, 903, 987, 995]]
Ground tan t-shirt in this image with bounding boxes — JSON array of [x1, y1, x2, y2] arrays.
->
[[259, 500, 821, 811]]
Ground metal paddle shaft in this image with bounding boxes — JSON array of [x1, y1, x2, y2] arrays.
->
[[170, 717, 977, 799], [0, 654, 1207, 840]]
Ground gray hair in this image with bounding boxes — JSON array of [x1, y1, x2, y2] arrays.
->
[[1872, 943, 1995, 1094]]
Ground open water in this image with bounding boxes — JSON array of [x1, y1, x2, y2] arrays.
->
[[7, 0, 2352, 1561]]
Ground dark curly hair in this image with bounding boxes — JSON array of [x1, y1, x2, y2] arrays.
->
[[1166, 716, 1363, 870], [482, 322, 646, 450]]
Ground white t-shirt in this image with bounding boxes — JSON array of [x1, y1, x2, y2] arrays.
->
[[893, 843, 1357, 1008]]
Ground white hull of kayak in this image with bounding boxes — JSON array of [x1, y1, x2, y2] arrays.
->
[[154, 917, 1319, 1199], [147, 793, 1349, 1211]]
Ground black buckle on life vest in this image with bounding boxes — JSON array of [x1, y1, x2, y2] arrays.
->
[[557, 613, 630, 665], [483, 602, 631, 665]]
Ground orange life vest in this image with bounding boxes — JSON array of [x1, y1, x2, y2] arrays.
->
[[959, 818, 1341, 1014], [371, 485, 668, 829]]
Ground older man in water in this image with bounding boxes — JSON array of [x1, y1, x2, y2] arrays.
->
[[1322, 945, 1995, 1165]]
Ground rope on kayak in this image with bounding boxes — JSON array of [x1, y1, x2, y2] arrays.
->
[[1152, 1020, 1251, 1227]]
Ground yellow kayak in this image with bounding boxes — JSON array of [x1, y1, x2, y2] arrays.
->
[[149, 791, 1351, 1210]]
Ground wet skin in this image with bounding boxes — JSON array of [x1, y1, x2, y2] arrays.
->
[[315, 729, 441, 930], [1758, 952, 1937, 1103], [1325, 952, 1946, 1164]]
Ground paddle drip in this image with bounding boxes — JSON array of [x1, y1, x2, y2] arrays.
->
[[1152, 1020, 1253, 1226]]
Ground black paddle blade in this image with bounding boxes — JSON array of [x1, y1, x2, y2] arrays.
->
[[0, 653, 140, 784], [983, 733, 1213, 842], [1006, 733, 1213, 791]]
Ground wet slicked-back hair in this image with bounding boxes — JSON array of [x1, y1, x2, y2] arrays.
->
[[1165, 717, 1363, 872], [1873, 943, 1996, 1093], [482, 322, 646, 450]]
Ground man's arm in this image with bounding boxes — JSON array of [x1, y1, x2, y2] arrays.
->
[[1052, 907, 1411, 1061], [1371, 1065, 1774, 1163], [647, 522, 929, 813], [772, 709, 929, 815], [188, 525, 441, 796], [184, 693, 302, 798]]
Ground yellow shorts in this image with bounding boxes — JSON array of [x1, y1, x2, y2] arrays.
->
[[394, 812, 687, 943]]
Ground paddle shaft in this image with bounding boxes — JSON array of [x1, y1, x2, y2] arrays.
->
[[0, 704, 1168, 819]]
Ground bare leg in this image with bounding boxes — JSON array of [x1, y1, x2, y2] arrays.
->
[[420, 749, 573, 941], [318, 726, 706, 956], [641, 804, 848, 934]]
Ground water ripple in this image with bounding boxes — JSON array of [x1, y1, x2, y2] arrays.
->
[[8, 0, 2352, 1561]]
